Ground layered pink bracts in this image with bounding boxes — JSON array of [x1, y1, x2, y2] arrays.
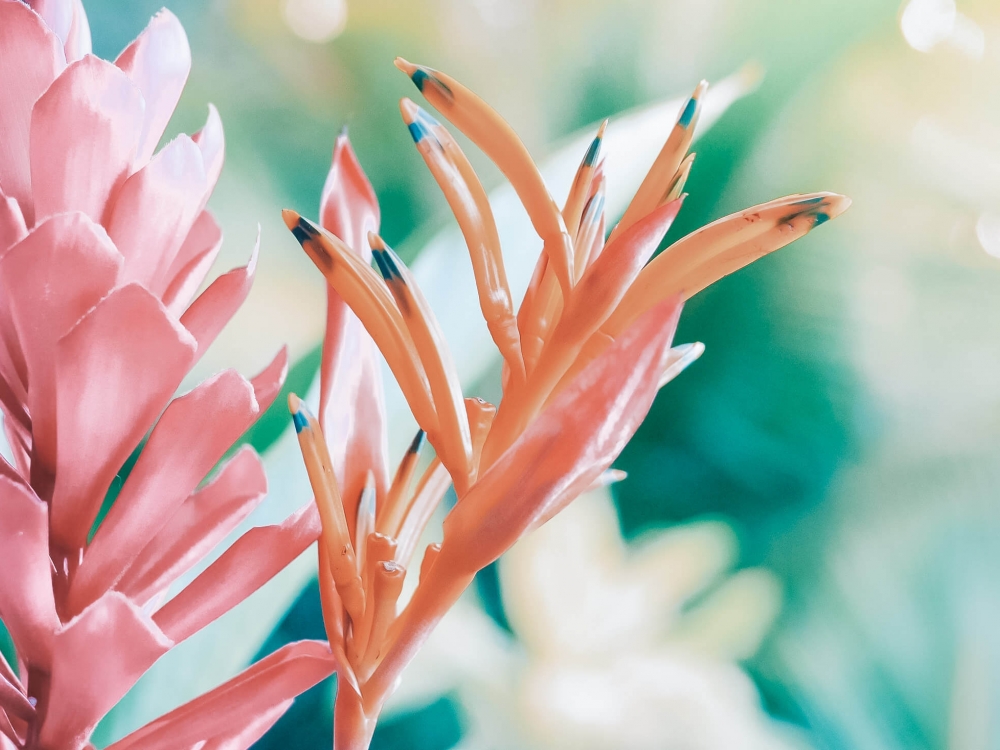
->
[[0, 2, 333, 749], [284, 61, 850, 749]]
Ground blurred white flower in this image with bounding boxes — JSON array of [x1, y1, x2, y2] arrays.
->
[[281, 0, 348, 42], [392, 490, 806, 750], [899, 0, 984, 58], [975, 212, 1000, 258]]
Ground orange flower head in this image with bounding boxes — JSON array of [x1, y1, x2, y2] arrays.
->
[[285, 60, 849, 749]]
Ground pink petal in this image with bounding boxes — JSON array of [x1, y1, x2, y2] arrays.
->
[[107, 134, 208, 291], [563, 198, 682, 340], [24, 0, 72, 47], [0, 476, 60, 668], [0, 193, 27, 255], [67, 369, 260, 617], [441, 296, 683, 572], [0, 650, 21, 696], [48, 283, 197, 553], [28, 0, 93, 62], [0, 193, 30, 427], [152, 503, 321, 643], [30, 55, 144, 226], [0, 199, 29, 445], [1, 415, 30, 481], [192, 103, 225, 201], [27, 0, 73, 41], [63, 0, 91, 62], [251, 346, 289, 415], [0, 709, 23, 747], [105, 640, 336, 750], [179, 233, 257, 362], [320, 133, 380, 253], [0, 1, 65, 224], [40, 592, 172, 750], [0, 668, 33, 723], [115, 446, 268, 606], [319, 134, 389, 517], [0, 455, 21, 486], [0, 213, 122, 478], [160, 209, 223, 311], [114, 9, 191, 167]]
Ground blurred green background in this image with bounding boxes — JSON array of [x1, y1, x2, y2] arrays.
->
[[55, 0, 1000, 747]]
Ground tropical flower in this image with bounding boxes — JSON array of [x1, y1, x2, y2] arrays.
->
[[0, 2, 332, 748], [283, 58, 848, 749], [396, 489, 803, 750]]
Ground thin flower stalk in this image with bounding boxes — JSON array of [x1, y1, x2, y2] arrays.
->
[[284, 60, 848, 750], [0, 3, 333, 748]]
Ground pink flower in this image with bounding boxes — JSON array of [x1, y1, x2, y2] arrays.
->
[[0, 2, 332, 748]]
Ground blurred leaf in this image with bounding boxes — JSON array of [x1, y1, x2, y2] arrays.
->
[[370, 696, 465, 750]]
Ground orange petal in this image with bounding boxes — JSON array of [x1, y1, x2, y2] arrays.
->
[[607, 80, 706, 246], [400, 98, 524, 381], [396, 58, 574, 294], [371, 235, 472, 491], [442, 295, 683, 573], [602, 192, 851, 339], [284, 210, 438, 437]]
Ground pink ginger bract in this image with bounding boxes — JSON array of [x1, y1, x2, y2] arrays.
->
[[0, 2, 333, 748]]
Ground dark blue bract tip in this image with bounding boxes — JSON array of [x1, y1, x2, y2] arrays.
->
[[678, 97, 698, 128], [411, 68, 430, 91], [372, 249, 391, 279], [380, 246, 404, 281], [411, 67, 453, 101], [793, 196, 825, 206], [409, 429, 426, 453], [408, 121, 429, 143], [583, 135, 601, 167], [813, 212, 830, 226], [292, 410, 309, 433]]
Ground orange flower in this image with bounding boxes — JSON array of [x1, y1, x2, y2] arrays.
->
[[284, 61, 849, 749]]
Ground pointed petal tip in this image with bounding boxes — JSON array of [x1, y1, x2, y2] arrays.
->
[[281, 209, 300, 231], [247, 225, 261, 273], [399, 96, 419, 121], [151, 7, 182, 25], [676, 341, 706, 365], [288, 392, 311, 434], [828, 193, 852, 217], [394, 57, 416, 75], [332, 127, 356, 163], [602, 469, 628, 486], [685, 341, 706, 358], [788, 192, 851, 227], [367, 231, 386, 252]]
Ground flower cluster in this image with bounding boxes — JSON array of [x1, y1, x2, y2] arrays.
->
[[0, 3, 333, 748], [283, 60, 849, 748]]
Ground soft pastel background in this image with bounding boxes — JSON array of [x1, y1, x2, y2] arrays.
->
[[8, 0, 1000, 747]]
